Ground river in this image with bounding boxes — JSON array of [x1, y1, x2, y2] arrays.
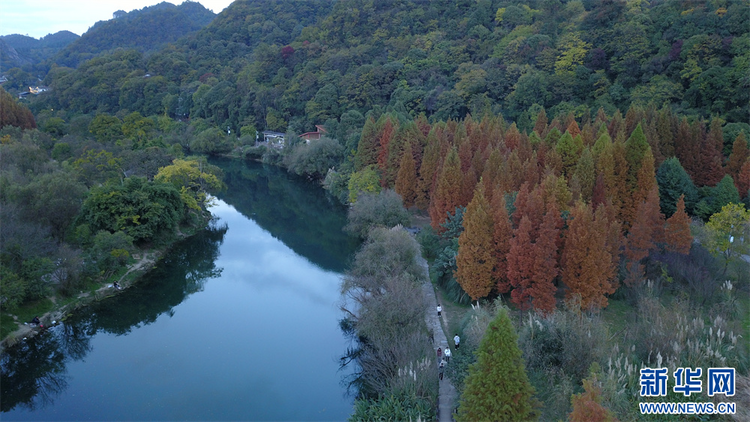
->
[[1, 159, 360, 421]]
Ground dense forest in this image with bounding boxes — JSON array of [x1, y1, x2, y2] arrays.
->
[[1, 0, 749, 420]]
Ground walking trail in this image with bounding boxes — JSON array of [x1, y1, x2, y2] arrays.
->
[[418, 255, 457, 422]]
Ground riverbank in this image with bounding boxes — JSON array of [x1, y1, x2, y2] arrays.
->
[[0, 216, 211, 354]]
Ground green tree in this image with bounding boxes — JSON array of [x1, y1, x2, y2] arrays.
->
[[88, 114, 123, 143], [284, 137, 344, 179], [695, 175, 741, 221], [457, 307, 538, 421], [348, 165, 382, 203], [704, 203, 750, 276], [154, 158, 223, 211], [656, 157, 698, 217]]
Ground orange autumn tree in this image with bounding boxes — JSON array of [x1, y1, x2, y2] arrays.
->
[[664, 195, 692, 255], [507, 215, 535, 309], [430, 147, 463, 230], [624, 186, 664, 285], [530, 200, 561, 314], [455, 182, 495, 303], [562, 202, 616, 310], [569, 371, 619, 422], [395, 142, 417, 207], [492, 186, 513, 294]]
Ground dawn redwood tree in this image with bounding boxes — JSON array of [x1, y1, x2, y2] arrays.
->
[[624, 186, 664, 286], [569, 373, 618, 422], [457, 307, 537, 422], [507, 215, 535, 308], [737, 160, 750, 199], [430, 147, 463, 230], [354, 116, 380, 171], [624, 123, 650, 193], [376, 116, 395, 180], [455, 182, 495, 303], [727, 133, 749, 186], [530, 200, 561, 314], [415, 134, 441, 209], [395, 142, 417, 207], [664, 195, 693, 255], [562, 202, 616, 310], [492, 186, 513, 294], [699, 118, 725, 187]]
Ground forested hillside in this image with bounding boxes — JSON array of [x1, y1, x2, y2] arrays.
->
[[23, 0, 749, 135], [1, 0, 749, 420], [0, 31, 79, 70], [50, 1, 216, 68]]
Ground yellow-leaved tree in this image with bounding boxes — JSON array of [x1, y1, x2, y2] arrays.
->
[[155, 158, 223, 211]]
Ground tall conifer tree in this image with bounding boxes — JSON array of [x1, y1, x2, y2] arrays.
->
[[455, 182, 494, 302], [457, 308, 537, 422], [665, 195, 693, 255], [429, 147, 463, 229], [492, 186, 513, 293], [395, 142, 417, 207]]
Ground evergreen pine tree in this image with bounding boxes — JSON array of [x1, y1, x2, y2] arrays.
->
[[457, 308, 538, 422]]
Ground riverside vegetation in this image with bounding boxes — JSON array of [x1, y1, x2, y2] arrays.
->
[[1, 0, 749, 419]]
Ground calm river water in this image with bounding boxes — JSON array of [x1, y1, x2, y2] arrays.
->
[[1, 159, 360, 421]]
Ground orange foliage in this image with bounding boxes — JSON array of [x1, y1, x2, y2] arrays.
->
[[507, 215, 534, 309], [530, 201, 561, 314], [492, 187, 513, 294], [395, 142, 417, 207], [455, 182, 495, 302], [664, 195, 693, 255]]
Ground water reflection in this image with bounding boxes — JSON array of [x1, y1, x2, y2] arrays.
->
[[210, 157, 359, 272], [0, 224, 227, 413]]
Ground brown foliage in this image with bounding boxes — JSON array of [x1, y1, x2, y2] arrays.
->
[[455, 182, 495, 302], [530, 201, 561, 314], [492, 187, 513, 294], [429, 147, 463, 229], [395, 142, 417, 207], [507, 215, 535, 309], [664, 195, 693, 255], [562, 202, 616, 310]]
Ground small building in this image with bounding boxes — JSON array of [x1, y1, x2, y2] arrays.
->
[[262, 131, 286, 148], [0, 75, 7, 84], [299, 125, 327, 143], [29, 86, 49, 94]]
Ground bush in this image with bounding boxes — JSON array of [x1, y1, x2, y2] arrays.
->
[[283, 137, 344, 178], [344, 190, 410, 238]]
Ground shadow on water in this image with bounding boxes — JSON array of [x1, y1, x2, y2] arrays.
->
[[209, 157, 360, 272], [0, 223, 227, 413]]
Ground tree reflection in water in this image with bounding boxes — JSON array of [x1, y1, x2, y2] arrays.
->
[[0, 222, 227, 413]]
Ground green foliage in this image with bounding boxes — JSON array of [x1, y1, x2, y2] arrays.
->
[[350, 390, 434, 422], [695, 175, 741, 220], [89, 230, 134, 266], [188, 127, 233, 155], [457, 307, 538, 421], [283, 137, 344, 179], [344, 189, 410, 238], [154, 158, 223, 211], [77, 177, 185, 244], [656, 157, 698, 217], [348, 165, 381, 203], [703, 203, 750, 274]]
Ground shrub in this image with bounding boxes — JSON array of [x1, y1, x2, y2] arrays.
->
[[344, 190, 410, 238]]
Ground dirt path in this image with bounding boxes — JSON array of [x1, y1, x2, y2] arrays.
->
[[417, 254, 457, 422]]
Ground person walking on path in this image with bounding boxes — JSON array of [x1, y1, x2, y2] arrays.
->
[[438, 359, 445, 380], [454, 334, 460, 349], [437, 347, 442, 360], [444, 347, 451, 362], [437, 304, 442, 317]]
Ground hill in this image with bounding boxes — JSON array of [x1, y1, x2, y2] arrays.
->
[[34, 0, 750, 133], [52, 1, 216, 68], [0, 31, 79, 70]]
